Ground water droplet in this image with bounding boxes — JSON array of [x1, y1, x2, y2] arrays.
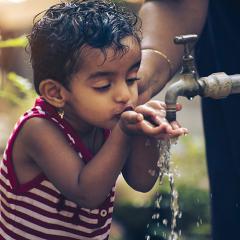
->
[[148, 169, 156, 176], [163, 219, 168, 226]]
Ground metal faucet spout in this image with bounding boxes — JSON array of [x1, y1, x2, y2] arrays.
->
[[165, 34, 200, 122], [165, 75, 202, 122]]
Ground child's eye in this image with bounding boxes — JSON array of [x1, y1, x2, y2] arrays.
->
[[126, 77, 140, 85], [94, 84, 111, 92]]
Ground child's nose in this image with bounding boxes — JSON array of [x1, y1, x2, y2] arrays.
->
[[114, 83, 131, 103]]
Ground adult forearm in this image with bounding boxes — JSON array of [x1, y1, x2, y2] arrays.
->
[[140, 0, 208, 69], [138, 0, 208, 103]]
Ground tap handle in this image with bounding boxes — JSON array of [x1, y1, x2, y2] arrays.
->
[[174, 34, 198, 57], [174, 34, 198, 76]]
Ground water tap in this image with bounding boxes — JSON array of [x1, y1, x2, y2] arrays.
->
[[165, 34, 240, 122], [165, 34, 200, 122]]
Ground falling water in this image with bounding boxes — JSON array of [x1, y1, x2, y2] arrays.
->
[[145, 138, 181, 240]]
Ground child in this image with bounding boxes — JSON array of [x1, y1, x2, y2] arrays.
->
[[0, 0, 187, 239]]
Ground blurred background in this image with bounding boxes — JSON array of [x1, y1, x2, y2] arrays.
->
[[0, 0, 210, 239]]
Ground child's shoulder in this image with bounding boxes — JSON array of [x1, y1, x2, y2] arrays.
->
[[16, 97, 67, 143], [11, 115, 74, 183], [18, 116, 67, 152]]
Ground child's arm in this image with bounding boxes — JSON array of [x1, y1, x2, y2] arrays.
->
[[122, 135, 161, 192], [14, 118, 131, 209], [120, 100, 187, 192]]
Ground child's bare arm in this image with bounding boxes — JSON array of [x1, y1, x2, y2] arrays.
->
[[16, 117, 130, 209]]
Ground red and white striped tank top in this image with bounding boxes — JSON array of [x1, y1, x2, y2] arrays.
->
[[0, 97, 115, 240]]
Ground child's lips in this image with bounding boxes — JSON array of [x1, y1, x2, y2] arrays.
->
[[123, 106, 134, 112], [114, 106, 134, 118]]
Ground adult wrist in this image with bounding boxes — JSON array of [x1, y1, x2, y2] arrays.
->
[[141, 48, 173, 79]]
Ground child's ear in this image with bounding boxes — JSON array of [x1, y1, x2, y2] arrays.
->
[[39, 79, 69, 108]]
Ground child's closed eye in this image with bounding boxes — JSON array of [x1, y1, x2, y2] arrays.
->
[[126, 77, 140, 85], [93, 84, 111, 92]]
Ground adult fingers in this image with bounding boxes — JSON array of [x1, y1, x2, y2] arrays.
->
[[169, 121, 189, 136], [176, 103, 183, 112]]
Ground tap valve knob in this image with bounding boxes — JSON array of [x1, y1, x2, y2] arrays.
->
[[174, 34, 198, 57], [174, 34, 198, 76]]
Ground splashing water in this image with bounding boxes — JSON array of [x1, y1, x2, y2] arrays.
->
[[145, 138, 181, 240]]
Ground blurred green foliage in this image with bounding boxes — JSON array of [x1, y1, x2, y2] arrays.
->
[[0, 35, 35, 106], [0, 35, 27, 48], [0, 72, 36, 105]]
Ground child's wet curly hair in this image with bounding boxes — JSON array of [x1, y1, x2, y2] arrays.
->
[[28, 0, 141, 94]]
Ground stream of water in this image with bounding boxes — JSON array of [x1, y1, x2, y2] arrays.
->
[[145, 138, 181, 240]]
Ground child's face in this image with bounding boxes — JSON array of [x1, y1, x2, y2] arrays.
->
[[64, 36, 141, 131]]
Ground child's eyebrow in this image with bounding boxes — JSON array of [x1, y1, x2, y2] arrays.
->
[[87, 60, 141, 80], [129, 60, 141, 71], [88, 71, 114, 80]]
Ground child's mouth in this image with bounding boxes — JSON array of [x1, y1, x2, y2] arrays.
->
[[114, 106, 134, 119], [123, 106, 134, 112]]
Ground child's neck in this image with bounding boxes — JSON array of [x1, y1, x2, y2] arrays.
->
[[77, 125, 96, 137], [62, 111, 104, 153], [63, 112, 95, 136]]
